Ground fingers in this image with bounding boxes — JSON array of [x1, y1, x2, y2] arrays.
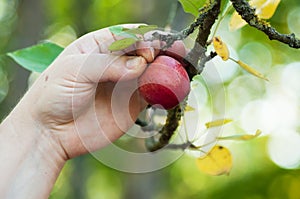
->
[[101, 25, 162, 62], [136, 40, 161, 62], [62, 24, 163, 63], [64, 24, 147, 55], [62, 54, 147, 83], [60, 23, 188, 86]]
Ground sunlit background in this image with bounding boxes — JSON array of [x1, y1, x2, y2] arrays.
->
[[1, 0, 300, 198]]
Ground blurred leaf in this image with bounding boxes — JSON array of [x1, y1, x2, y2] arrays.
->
[[178, 0, 205, 17], [217, 129, 262, 141], [258, 0, 281, 19], [185, 105, 195, 112], [47, 25, 77, 47], [229, 0, 281, 31], [108, 38, 137, 51], [0, 69, 9, 103], [205, 119, 233, 128], [251, 0, 266, 8], [196, 145, 232, 176], [237, 60, 269, 81], [213, 36, 230, 61], [229, 11, 247, 31], [192, 74, 205, 83], [7, 42, 64, 73]]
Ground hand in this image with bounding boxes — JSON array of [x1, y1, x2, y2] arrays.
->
[[0, 24, 187, 198], [21, 24, 162, 159]]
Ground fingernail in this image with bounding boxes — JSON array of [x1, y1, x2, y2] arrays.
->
[[149, 47, 155, 62], [126, 57, 143, 69]]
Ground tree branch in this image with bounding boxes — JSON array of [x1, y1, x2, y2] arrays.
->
[[146, 0, 221, 152], [230, 0, 300, 48], [145, 0, 300, 152], [151, 0, 221, 50], [146, 105, 183, 152], [185, 0, 221, 77]]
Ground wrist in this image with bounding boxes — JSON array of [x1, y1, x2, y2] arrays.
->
[[0, 102, 66, 198]]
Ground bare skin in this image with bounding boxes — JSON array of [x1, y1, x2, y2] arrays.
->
[[0, 24, 185, 199]]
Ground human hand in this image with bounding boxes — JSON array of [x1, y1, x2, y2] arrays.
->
[[18, 24, 158, 158], [0, 24, 188, 198], [16, 24, 187, 160]]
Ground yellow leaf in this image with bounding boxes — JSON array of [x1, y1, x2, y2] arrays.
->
[[229, 11, 247, 31], [185, 105, 195, 112], [257, 0, 281, 19], [229, 0, 263, 31], [229, 0, 280, 31], [196, 145, 233, 176], [213, 36, 230, 61], [217, 129, 262, 141], [205, 119, 233, 129], [250, 0, 267, 8], [237, 60, 269, 81]]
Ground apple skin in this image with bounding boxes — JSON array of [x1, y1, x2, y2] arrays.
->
[[159, 41, 188, 67], [138, 55, 190, 110]]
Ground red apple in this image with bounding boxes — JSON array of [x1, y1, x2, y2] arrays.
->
[[165, 41, 186, 60], [138, 55, 190, 110], [159, 41, 188, 67]]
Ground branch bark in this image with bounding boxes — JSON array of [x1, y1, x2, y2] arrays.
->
[[230, 0, 300, 48]]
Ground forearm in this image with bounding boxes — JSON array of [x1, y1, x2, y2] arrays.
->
[[0, 102, 66, 199]]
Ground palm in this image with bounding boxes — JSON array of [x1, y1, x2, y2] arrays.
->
[[27, 24, 182, 158], [28, 24, 150, 158]]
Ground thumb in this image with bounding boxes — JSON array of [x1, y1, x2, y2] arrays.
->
[[63, 54, 147, 83]]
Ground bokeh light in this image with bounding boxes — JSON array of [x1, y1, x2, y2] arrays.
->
[[238, 42, 272, 73], [268, 129, 300, 169]]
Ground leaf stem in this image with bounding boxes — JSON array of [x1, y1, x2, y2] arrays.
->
[[211, 5, 233, 39]]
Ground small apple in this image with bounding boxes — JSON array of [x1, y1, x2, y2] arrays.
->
[[158, 41, 188, 67], [138, 55, 190, 109]]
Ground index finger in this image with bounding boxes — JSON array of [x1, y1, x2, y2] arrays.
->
[[62, 24, 147, 55]]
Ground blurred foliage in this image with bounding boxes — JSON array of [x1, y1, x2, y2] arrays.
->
[[1, 0, 300, 198]]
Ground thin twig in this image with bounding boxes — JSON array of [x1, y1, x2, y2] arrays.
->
[[150, 1, 221, 50]]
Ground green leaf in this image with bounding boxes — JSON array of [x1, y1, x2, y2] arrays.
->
[[109, 26, 138, 39], [178, 0, 206, 17], [109, 25, 124, 35], [7, 42, 64, 73], [108, 38, 137, 51], [0, 68, 9, 103], [109, 25, 158, 38], [125, 25, 158, 35]]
